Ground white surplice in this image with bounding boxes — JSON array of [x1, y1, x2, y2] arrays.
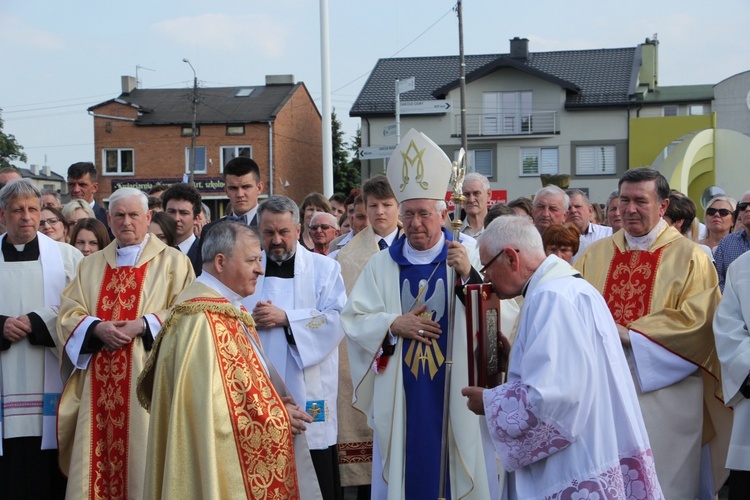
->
[[714, 250, 750, 471], [483, 255, 663, 500], [242, 246, 347, 450]]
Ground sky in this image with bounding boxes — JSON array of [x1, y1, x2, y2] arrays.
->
[[2, 0, 749, 178]]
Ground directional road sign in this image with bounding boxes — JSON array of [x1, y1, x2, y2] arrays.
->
[[400, 100, 452, 114], [357, 145, 397, 160]]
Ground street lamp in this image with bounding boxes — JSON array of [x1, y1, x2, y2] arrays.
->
[[183, 58, 198, 186]]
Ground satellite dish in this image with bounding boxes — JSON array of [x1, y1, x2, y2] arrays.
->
[[701, 186, 727, 209]]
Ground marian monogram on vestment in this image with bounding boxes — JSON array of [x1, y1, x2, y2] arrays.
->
[[399, 139, 430, 192], [401, 277, 446, 380]]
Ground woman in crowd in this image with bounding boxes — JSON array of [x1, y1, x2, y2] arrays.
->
[[62, 199, 95, 231], [298, 192, 332, 251], [148, 211, 178, 247], [699, 195, 736, 254], [70, 218, 110, 257], [541, 223, 580, 264], [605, 190, 622, 232], [39, 205, 68, 243]]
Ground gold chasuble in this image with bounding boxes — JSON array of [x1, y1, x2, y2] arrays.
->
[[57, 236, 194, 500], [138, 283, 298, 500], [575, 226, 731, 494]]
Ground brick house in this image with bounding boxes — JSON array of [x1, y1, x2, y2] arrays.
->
[[88, 74, 322, 216]]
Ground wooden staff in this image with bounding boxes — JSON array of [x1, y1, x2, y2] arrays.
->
[[437, 149, 466, 499]]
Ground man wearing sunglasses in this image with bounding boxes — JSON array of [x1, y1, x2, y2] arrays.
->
[[309, 212, 339, 256], [715, 191, 750, 292], [575, 168, 730, 499]]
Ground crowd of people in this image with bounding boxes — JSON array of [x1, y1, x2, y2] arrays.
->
[[0, 125, 749, 499]]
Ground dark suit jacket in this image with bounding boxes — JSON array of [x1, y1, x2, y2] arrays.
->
[[92, 201, 113, 238], [185, 237, 202, 277]]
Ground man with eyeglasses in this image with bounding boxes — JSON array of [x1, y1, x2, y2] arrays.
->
[[341, 129, 518, 500], [575, 168, 731, 499], [462, 215, 663, 499], [309, 211, 339, 256], [715, 191, 750, 292], [0, 179, 82, 498]]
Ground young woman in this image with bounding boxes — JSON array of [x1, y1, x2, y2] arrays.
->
[[39, 206, 68, 242], [70, 218, 110, 256]]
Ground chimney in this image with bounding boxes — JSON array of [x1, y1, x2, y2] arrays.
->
[[121, 75, 137, 95], [265, 74, 295, 86], [43, 165, 51, 177], [510, 37, 529, 60], [31, 164, 39, 176]]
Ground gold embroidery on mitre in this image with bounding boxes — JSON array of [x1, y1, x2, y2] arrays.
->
[[399, 140, 429, 192]]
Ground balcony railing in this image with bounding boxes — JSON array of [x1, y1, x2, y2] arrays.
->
[[456, 111, 558, 136]]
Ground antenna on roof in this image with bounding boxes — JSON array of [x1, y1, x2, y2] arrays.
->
[[135, 65, 156, 89]]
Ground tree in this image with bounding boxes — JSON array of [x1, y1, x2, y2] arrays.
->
[[331, 109, 360, 194], [0, 111, 27, 169]]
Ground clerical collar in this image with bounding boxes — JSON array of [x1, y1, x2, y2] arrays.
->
[[196, 272, 244, 309], [624, 219, 667, 251], [1, 234, 40, 262], [116, 234, 149, 267], [403, 234, 445, 265], [265, 251, 296, 278]]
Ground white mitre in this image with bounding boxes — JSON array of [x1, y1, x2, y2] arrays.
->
[[386, 128, 452, 203]]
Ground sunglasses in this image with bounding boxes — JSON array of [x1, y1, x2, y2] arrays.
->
[[738, 202, 750, 212], [309, 224, 334, 231], [705, 208, 732, 217]]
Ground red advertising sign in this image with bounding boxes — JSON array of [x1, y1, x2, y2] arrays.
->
[[445, 190, 507, 211]]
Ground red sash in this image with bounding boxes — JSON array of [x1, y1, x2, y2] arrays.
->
[[90, 264, 148, 500], [205, 306, 299, 499], [602, 248, 663, 325]]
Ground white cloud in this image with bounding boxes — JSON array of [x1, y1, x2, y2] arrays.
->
[[152, 13, 288, 58], [0, 14, 65, 51]]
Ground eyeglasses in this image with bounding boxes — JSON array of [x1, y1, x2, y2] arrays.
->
[[309, 224, 334, 231], [39, 217, 61, 227], [479, 248, 519, 274], [401, 211, 435, 222], [706, 208, 732, 217], [738, 202, 750, 212]]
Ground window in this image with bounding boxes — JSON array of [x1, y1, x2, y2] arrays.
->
[[662, 105, 678, 117], [185, 146, 207, 174], [103, 149, 134, 175], [181, 126, 199, 137], [455, 149, 493, 177], [221, 146, 252, 170], [688, 104, 705, 116], [226, 125, 245, 136], [520, 148, 558, 176], [576, 145, 616, 175], [482, 91, 532, 135]]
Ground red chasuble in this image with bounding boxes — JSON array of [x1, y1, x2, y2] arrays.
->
[[90, 264, 148, 500], [602, 248, 664, 325]]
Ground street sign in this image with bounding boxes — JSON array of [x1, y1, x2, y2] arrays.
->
[[398, 77, 415, 94], [400, 100, 452, 114], [357, 145, 397, 160], [383, 124, 397, 138]]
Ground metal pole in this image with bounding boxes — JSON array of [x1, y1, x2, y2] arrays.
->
[[395, 79, 401, 144], [457, 0, 468, 166], [320, 0, 334, 197], [437, 151, 466, 500], [183, 58, 198, 186]]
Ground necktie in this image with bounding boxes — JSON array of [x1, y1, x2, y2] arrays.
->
[[378, 239, 388, 251]]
